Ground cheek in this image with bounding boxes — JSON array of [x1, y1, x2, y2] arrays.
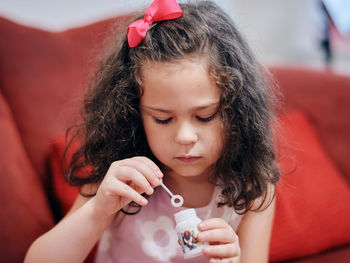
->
[[142, 119, 168, 153], [146, 133, 171, 165], [142, 118, 156, 143]]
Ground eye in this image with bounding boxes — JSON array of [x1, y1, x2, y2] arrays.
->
[[153, 117, 173, 125], [196, 112, 218, 123]]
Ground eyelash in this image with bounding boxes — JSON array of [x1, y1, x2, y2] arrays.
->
[[153, 117, 173, 124], [153, 112, 218, 125], [196, 112, 218, 122]]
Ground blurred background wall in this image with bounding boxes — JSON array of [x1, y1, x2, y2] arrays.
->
[[1, 0, 349, 75]]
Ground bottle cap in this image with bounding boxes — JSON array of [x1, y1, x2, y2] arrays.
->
[[174, 208, 197, 225]]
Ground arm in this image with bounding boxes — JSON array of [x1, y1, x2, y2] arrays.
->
[[24, 186, 113, 263], [236, 195, 276, 263], [24, 157, 163, 263]]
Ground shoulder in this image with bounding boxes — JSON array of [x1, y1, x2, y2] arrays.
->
[[238, 194, 276, 231], [251, 182, 276, 211], [239, 183, 276, 229], [236, 184, 276, 262]]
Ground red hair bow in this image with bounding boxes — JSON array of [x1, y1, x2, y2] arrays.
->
[[127, 0, 183, 47]]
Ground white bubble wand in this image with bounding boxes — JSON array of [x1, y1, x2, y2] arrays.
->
[[159, 180, 184, 207]]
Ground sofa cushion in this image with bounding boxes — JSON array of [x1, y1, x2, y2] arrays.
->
[[0, 16, 130, 178], [269, 111, 350, 262], [270, 67, 350, 183], [0, 91, 54, 262]]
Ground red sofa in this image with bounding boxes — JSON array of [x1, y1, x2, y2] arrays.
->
[[1, 14, 349, 263]]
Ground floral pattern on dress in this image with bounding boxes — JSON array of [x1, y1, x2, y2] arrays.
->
[[141, 216, 178, 262]]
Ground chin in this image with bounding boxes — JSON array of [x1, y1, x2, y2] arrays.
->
[[167, 164, 212, 179]]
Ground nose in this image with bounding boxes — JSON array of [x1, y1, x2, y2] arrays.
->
[[174, 121, 198, 145]]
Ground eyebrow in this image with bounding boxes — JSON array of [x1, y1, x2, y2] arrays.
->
[[140, 102, 219, 113]]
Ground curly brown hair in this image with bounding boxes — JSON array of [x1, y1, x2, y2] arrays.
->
[[65, 1, 280, 214]]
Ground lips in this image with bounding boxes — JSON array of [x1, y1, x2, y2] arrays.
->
[[175, 156, 201, 164]]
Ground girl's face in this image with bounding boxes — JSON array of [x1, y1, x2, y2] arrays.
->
[[140, 58, 224, 181]]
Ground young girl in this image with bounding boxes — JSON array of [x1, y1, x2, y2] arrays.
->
[[25, 1, 280, 262]]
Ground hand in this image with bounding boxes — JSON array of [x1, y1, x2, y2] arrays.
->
[[197, 218, 240, 263], [91, 156, 163, 219]]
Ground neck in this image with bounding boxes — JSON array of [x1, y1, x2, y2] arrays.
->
[[162, 169, 215, 208]]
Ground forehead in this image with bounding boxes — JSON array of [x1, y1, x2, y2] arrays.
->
[[140, 58, 220, 108], [140, 56, 208, 77]]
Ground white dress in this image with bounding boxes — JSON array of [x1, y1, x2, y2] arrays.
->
[[95, 186, 243, 263]]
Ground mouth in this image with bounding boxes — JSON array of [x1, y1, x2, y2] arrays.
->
[[175, 156, 202, 164]]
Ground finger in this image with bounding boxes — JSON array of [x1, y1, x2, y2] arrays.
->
[[198, 218, 237, 244], [129, 156, 163, 181], [131, 156, 163, 186], [202, 243, 239, 259], [117, 157, 162, 187], [198, 228, 236, 243], [208, 257, 239, 263], [109, 177, 149, 207], [133, 156, 163, 178], [111, 165, 155, 195], [199, 218, 229, 231]]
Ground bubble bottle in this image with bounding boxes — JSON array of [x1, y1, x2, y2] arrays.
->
[[159, 180, 206, 259], [174, 208, 206, 259]]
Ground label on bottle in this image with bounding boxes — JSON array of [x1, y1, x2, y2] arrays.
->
[[177, 226, 205, 258]]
